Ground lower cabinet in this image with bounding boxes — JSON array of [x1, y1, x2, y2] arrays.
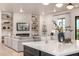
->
[[12, 38, 32, 52], [67, 53, 79, 56], [24, 45, 53, 56], [24, 45, 40, 56], [41, 51, 53, 56], [12, 38, 19, 51], [4, 37, 12, 48], [4, 37, 8, 45], [4, 37, 33, 52]]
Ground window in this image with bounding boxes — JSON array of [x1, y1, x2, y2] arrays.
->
[[75, 16, 79, 40], [57, 18, 66, 32]]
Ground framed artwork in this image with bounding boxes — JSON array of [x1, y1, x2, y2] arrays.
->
[[17, 23, 29, 31]]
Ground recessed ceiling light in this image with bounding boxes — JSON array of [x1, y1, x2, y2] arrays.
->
[[56, 3, 63, 8], [75, 5, 78, 8], [66, 3, 74, 10], [53, 8, 56, 12], [41, 12, 45, 15], [20, 8, 23, 13], [42, 3, 49, 5]]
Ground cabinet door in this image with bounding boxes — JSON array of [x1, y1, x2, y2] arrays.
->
[[67, 53, 79, 56], [24, 45, 39, 56], [4, 38, 8, 45], [8, 38, 12, 48], [12, 39, 18, 51], [41, 51, 53, 56]]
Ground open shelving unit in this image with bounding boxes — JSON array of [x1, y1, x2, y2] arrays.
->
[[31, 14, 40, 40], [1, 11, 13, 37]]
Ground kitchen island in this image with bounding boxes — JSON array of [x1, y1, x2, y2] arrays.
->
[[22, 40, 79, 56]]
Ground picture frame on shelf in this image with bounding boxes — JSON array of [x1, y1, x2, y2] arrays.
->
[[17, 23, 29, 31]]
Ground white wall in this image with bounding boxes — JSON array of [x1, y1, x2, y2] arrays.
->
[[13, 12, 31, 37], [40, 14, 53, 36]]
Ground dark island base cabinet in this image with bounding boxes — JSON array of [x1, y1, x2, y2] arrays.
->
[[67, 53, 79, 56], [24, 45, 54, 56], [24, 45, 79, 56], [24, 45, 40, 56], [40, 51, 53, 56]]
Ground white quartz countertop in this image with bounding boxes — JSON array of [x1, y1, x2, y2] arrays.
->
[[22, 40, 79, 56]]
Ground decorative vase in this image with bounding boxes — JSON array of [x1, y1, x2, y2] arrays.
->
[[58, 32, 65, 42]]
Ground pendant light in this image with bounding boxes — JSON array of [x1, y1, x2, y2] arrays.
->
[[66, 3, 74, 9]]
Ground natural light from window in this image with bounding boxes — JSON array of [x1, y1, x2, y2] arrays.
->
[[57, 18, 66, 32]]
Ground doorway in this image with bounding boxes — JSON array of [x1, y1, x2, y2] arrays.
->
[[75, 16, 79, 40]]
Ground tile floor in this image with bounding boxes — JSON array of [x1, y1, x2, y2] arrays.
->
[[0, 43, 23, 56]]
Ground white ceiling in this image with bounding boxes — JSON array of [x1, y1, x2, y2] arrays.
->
[[0, 3, 79, 14]]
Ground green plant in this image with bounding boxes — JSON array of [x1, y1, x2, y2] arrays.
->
[[53, 21, 63, 32], [53, 21, 72, 32]]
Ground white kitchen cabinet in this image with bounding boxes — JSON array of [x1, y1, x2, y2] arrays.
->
[[3, 36, 33, 52], [12, 38, 33, 52], [4, 37, 8, 45], [12, 38, 19, 51], [4, 36, 12, 48], [8, 37, 12, 48]]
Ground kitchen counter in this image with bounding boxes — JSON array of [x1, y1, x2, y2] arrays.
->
[[22, 40, 79, 56]]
